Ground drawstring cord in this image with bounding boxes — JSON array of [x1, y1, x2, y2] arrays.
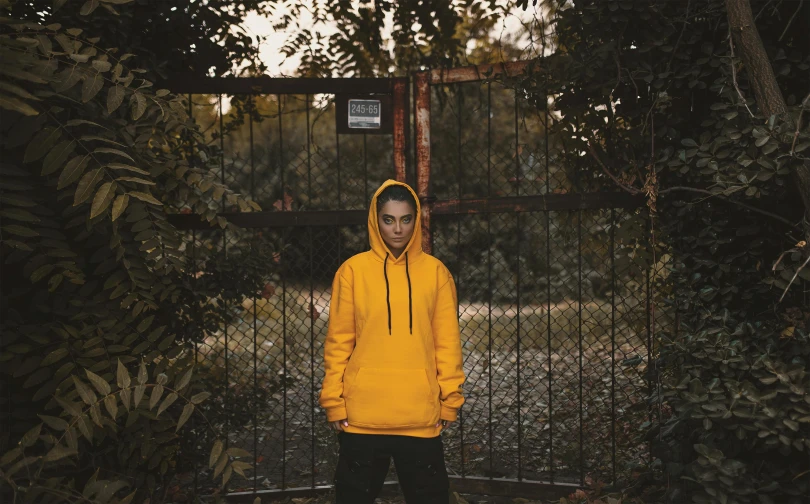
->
[[383, 252, 392, 335], [405, 251, 412, 334], [382, 251, 414, 335]]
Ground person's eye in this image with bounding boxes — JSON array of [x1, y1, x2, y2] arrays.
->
[[384, 219, 393, 224], [403, 217, 411, 223]]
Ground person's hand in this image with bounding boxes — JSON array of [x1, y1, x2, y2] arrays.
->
[[331, 419, 349, 431], [435, 420, 450, 428]]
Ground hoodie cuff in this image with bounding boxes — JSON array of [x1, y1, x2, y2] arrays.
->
[[326, 405, 348, 422], [440, 404, 458, 422]]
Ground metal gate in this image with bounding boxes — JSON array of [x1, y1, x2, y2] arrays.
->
[[166, 62, 666, 500]]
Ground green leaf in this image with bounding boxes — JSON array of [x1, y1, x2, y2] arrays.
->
[[129, 191, 162, 206], [137, 360, 147, 384], [73, 376, 97, 405], [0, 81, 40, 101], [176, 403, 194, 431], [0, 93, 40, 116], [73, 167, 103, 205], [94, 147, 134, 162], [149, 384, 164, 410], [92, 60, 112, 73], [108, 162, 149, 175], [3, 224, 38, 238], [226, 447, 252, 458], [190, 391, 210, 404], [175, 367, 193, 391], [90, 181, 116, 218], [111, 194, 129, 221], [44, 444, 77, 462], [681, 138, 698, 147], [24, 127, 60, 163], [42, 140, 76, 176], [116, 359, 131, 389], [82, 71, 104, 103], [107, 85, 126, 114], [55, 396, 83, 417], [80, 0, 100, 16], [104, 394, 118, 419], [38, 414, 68, 431], [157, 392, 177, 416], [120, 388, 131, 411], [209, 439, 223, 469], [0, 447, 22, 467], [85, 368, 111, 396], [20, 423, 42, 448], [41, 347, 69, 366], [77, 414, 93, 441], [133, 384, 145, 408], [0, 208, 39, 223], [0, 65, 48, 84], [58, 154, 91, 190], [131, 92, 146, 120], [117, 176, 155, 185]]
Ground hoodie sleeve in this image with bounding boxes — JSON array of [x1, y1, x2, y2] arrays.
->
[[318, 265, 355, 422], [432, 268, 466, 421]]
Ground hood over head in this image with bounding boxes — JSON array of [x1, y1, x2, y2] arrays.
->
[[368, 179, 422, 265], [367, 179, 422, 335]]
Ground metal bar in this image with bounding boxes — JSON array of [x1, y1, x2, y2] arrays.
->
[[168, 210, 367, 229], [309, 227, 315, 488], [457, 88, 463, 199], [252, 229, 258, 491], [414, 71, 432, 255], [487, 213, 493, 479], [577, 208, 583, 485], [306, 95, 312, 206], [516, 212, 522, 481], [646, 211, 653, 466], [191, 228, 199, 497], [336, 111, 342, 210], [487, 82, 491, 198], [279, 96, 287, 490], [363, 134, 368, 204], [249, 95, 255, 200], [546, 211, 553, 484], [515, 89, 520, 197], [544, 87, 554, 484], [427, 60, 534, 85], [430, 193, 645, 215], [164, 76, 396, 95], [221, 477, 577, 503], [610, 207, 617, 485], [393, 78, 408, 182], [219, 95, 226, 210], [278, 95, 285, 210], [405, 76, 413, 187]]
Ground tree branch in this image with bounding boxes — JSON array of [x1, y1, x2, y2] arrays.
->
[[659, 186, 795, 226], [586, 140, 641, 195]]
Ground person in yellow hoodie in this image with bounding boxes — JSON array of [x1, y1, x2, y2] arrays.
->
[[319, 179, 465, 503]]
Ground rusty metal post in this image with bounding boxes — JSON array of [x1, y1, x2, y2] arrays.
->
[[393, 78, 408, 183], [414, 71, 432, 254]]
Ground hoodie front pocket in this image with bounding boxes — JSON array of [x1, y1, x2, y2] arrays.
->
[[345, 367, 433, 427]]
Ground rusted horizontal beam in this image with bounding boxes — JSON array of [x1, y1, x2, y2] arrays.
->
[[449, 475, 579, 500], [162, 75, 395, 95], [167, 210, 366, 229], [219, 477, 578, 503], [431, 192, 646, 215], [427, 60, 534, 85]]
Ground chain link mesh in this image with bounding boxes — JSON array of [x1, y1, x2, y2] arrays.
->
[[177, 86, 667, 496]]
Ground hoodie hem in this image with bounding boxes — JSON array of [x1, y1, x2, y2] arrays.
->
[[340, 423, 443, 438]]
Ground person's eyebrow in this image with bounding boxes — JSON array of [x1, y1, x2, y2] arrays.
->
[[381, 213, 413, 219]]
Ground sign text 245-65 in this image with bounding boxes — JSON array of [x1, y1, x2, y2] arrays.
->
[[348, 99, 381, 129]]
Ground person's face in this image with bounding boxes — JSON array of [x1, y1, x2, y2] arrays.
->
[[377, 200, 415, 256]]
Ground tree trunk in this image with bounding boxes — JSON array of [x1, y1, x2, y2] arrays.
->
[[725, 0, 810, 237], [725, 0, 788, 117]]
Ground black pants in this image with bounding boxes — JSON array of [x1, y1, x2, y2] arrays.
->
[[334, 431, 450, 504]]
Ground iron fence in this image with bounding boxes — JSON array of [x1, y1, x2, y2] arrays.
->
[[166, 64, 671, 501]]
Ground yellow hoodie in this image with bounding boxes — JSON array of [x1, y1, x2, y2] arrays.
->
[[318, 180, 465, 438]]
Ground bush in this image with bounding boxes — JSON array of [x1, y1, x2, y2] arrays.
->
[[0, 4, 273, 501]]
